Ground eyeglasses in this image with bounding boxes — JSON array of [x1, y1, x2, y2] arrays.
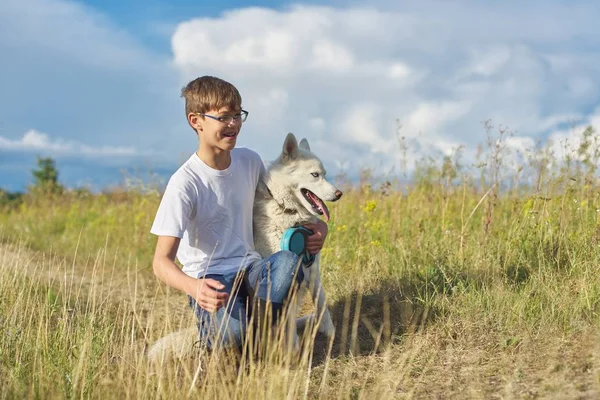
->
[[196, 110, 249, 125]]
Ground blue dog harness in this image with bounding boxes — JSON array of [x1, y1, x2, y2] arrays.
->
[[280, 227, 315, 267]]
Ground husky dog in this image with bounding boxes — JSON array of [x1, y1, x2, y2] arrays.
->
[[147, 133, 341, 360], [253, 133, 342, 346]]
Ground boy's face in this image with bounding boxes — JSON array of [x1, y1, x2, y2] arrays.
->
[[188, 106, 243, 152]]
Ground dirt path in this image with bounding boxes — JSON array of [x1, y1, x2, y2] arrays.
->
[[0, 241, 195, 342]]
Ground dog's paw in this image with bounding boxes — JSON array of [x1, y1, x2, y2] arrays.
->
[[318, 317, 336, 338]]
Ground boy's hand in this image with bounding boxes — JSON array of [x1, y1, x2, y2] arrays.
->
[[303, 220, 329, 255], [192, 278, 229, 313]]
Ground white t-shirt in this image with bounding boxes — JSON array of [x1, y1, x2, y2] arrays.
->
[[150, 147, 264, 278]]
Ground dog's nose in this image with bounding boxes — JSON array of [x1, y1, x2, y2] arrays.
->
[[334, 190, 343, 200]]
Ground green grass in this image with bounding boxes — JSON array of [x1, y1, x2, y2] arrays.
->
[[2, 127, 600, 398]]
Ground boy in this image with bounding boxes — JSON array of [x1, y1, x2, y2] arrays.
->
[[150, 76, 328, 351]]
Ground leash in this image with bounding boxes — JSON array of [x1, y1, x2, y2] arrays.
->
[[280, 227, 315, 267]]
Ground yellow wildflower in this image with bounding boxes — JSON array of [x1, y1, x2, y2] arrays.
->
[[363, 200, 377, 213], [336, 224, 347, 232]]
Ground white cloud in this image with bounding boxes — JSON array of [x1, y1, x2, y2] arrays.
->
[[3, 0, 600, 190], [171, 5, 423, 81], [388, 63, 412, 80], [546, 108, 600, 161], [339, 104, 389, 154], [308, 118, 326, 134], [310, 39, 355, 71], [459, 46, 512, 78], [170, 3, 600, 176], [404, 101, 472, 137], [505, 136, 537, 155], [0, 130, 139, 157]]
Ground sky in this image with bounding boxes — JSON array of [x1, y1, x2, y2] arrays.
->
[[1, 0, 600, 192]]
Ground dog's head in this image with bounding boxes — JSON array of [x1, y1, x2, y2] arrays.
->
[[266, 133, 342, 221]]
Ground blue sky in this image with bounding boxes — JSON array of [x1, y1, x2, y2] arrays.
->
[[2, 0, 600, 192]]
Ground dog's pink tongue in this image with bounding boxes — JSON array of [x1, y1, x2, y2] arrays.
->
[[315, 197, 330, 222], [321, 203, 330, 222]]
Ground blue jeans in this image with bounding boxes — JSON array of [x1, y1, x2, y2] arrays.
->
[[188, 250, 303, 350]]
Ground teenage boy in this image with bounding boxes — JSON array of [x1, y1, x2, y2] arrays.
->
[[150, 76, 328, 350]]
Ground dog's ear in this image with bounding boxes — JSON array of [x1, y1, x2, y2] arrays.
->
[[299, 138, 311, 152], [282, 133, 299, 162]]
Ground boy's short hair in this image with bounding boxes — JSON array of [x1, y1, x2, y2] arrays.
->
[[181, 76, 242, 117]]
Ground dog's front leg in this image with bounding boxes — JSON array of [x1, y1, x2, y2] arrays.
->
[[286, 296, 301, 354], [305, 255, 335, 337]]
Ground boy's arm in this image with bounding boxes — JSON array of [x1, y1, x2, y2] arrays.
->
[[153, 235, 228, 312], [303, 219, 329, 255]]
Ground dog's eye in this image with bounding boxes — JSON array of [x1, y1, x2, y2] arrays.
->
[[311, 172, 319, 178]]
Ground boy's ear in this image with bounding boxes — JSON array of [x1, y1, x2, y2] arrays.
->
[[299, 138, 311, 152], [188, 113, 202, 131], [282, 133, 298, 162]]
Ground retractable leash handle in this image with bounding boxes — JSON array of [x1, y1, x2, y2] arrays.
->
[[280, 227, 315, 267]]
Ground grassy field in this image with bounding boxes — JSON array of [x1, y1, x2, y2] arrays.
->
[[1, 128, 600, 399]]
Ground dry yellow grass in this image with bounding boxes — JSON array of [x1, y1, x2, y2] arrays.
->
[[2, 125, 600, 398]]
